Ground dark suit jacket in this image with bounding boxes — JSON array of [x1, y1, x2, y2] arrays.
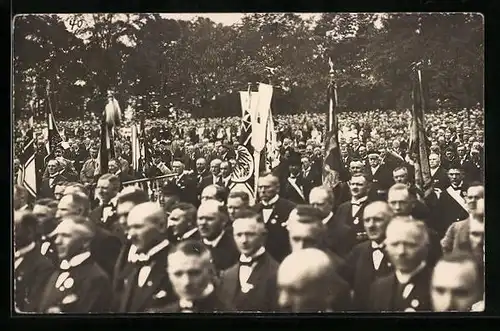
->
[[431, 166, 450, 190], [329, 272, 353, 312], [217, 252, 279, 312], [433, 186, 469, 237], [205, 230, 240, 274], [112, 241, 135, 310], [37, 256, 112, 313], [39, 174, 67, 199], [302, 168, 322, 197], [366, 162, 395, 198], [14, 247, 55, 312], [157, 291, 232, 313], [174, 173, 200, 205], [323, 214, 357, 258], [341, 241, 393, 311], [117, 247, 177, 312], [255, 197, 296, 262], [368, 264, 432, 312], [333, 199, 371, 241], [168, 228, 202, 245], [200, 175, 219, 191], [281, 176, 308, 205]]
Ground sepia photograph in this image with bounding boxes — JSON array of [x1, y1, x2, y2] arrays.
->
[[12, 12, 484, 314]]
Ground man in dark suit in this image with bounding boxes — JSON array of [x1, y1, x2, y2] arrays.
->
[[433, 166, 470, 237], [227, 191, 250, 223], [200, 184, 229, 205], [200, 158, 222, 190], [387, 184, 441, 266], [429, 153, 450, 190], [39, 160, 68, 199], [112, 187, 150, 309], [14, 211, 55, 312], [366, 150, 396, 200], [287, 205, 345, 273], [281, 157, 308, 205], [37, 215, 112, 313], [430, 252, 484, 312], [171, 159, 199, 206], [342, 201, 394, 310], [254, 172, 296, 262], [108, 159, 134, 188], [277, 248, 351, 312], [196, 200, 239, 274], [219, 161, 234, 190], [32, 199, 60, 266], [333, 173, 372, 244], [167, 202, 201, 244], [89, 174, 122, 235], [368, 217, 433, 312], [117, 202, 177, 312], [218, 209, 279, 311], [309, 186, 356, 257], [300, 155, 321, 199], [158, 240, 231, 312], [195, 157, 210, 195]]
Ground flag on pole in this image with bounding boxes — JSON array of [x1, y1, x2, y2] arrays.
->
[[252, 83, 273, 196], [265, 108, 280, 171], [131, 124, 140, 171], [20, 106, 38, 198], [409, 62, 432, 193], [232, 85, 258, 204], [323, 58, 344, 188], [44, 83, 65, 165]]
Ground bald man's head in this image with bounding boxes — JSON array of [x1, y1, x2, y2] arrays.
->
[[277, 248, 338, 312], [126, 202, 167, 253]]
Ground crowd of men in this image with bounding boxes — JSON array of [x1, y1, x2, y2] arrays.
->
[[14, 107, 484, 313]]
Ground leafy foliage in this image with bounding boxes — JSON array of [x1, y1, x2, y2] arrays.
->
[[12, 13, 483, 120]]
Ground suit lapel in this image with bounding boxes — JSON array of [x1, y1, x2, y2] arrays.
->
[[130, 261, 164, 311], [246, 254, 270, 286], [120, 267, 138, 312], [221, 266, 240, 301]]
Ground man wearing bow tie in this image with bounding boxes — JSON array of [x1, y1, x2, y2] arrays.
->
[[39, 160, 68, 199], [37, 215, 112, 313], [32, 199, 60, 266], [277, 248, 351, 312], [368, 217, 433, 312], [167, 202, 201, 244], [195, 157, 210, 196], [281, 157, 308, 205], [433, 166, 470, 237], [218, 209, 279, 311], [333, 173, 372, 243], [14, 211, 54, 312], [111, 188, 150, 309], [428, 153, 450, 190], [159, 240, 231, 312], [342, 201, 394, 310], [255, 173, 296, 262], [117, 202, 177, 312], [196, 200, 239, 274], [89, 174, 121, 232], [219, 161, 234, 189]]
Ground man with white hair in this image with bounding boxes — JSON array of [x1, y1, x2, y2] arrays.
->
[[37, 215, 112, 313], [368, 217, 433, 311], [200, 158, 223, 189], [277, 248, 351, 312], [117, 202, 176, 312], [39, 159, 67, 199]]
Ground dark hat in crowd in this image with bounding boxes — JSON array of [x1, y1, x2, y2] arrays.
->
[[162, 181, 181, 197], [288, 152, 302, 167]]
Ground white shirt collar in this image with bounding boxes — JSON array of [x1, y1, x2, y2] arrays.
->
[[351, 196, 368, 205], [17, 204, 29, 211], [203, 230, 225, 248], [60, 251, 91, 270], [240, 246, 266, 262], [371, 240, 385, 249], [14, 241, 36, 259], [181, 227, 198, 240], [262, 195, 279, 206], [395, 261, 426, 284], [322, 212, 334, 225]]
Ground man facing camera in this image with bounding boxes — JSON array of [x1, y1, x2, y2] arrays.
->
[[159, 240, 231, 312], [217, 209, 279, 312]]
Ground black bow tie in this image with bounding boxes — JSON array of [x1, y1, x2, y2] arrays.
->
[[352, 202, 361, 206], [240, 254, 264, 266], [262, 204, 275, 210], [372, 243, 385, 250]]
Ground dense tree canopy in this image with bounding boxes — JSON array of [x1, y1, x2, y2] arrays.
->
[[12, 13, 483, 120]]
